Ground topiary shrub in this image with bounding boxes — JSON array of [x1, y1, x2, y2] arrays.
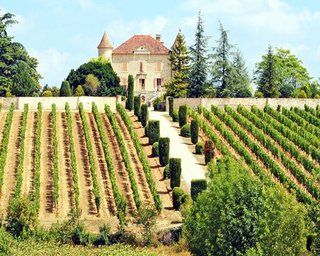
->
[[148, 120, 160, 145], [190, 120, 199, 144], [152, 142, 159, 157], [172, 110, 179, 122], [134, 95, 141, 118], [163, 164, 170, 179], [180, 124, 191, 137], [170, 158, 181, 189], [42, 90, 53, 97], [195, 142, 204, 154], [145, 123, 149, 137], [191, 179, 207, 201], [172, 187, 186, 210], [159, 137, 170, 166], [140, 104, 148, 127], [168, 96, 174, 117], [204, 140, 214, 164], [125, 74, 134, 111], [179, 105, 187, 127], [60, 80, 72, 96]]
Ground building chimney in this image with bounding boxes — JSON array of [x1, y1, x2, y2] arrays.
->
[[156, 34, 161, 41]]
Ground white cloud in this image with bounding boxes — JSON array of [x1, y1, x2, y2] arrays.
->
[[74, 0, 93, 9], [30, 48, 71, 86]]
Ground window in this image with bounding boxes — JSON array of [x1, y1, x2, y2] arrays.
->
[[156, 62, 162, 72], [140, 62, 143, 72], [156, 78, 162, 91], [122, 62, 127, 72]]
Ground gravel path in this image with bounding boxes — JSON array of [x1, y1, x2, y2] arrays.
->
[[149, 110, 206, 192]]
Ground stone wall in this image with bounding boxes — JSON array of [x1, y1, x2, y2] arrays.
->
[[0, 97, 117, 112], [166, 97, 320, 111]]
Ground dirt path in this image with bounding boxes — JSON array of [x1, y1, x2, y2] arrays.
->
[[87, 113, 113, 217], [116, 113, 153, 205], [21, 111, 35, 196], [71, 112, 96, 217], [0, 112, 21, 216], [101, 113, 136, 213], [56, 112, 71, 218]]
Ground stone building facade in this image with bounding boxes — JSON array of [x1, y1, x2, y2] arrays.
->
[[97, 33, 171, 97]]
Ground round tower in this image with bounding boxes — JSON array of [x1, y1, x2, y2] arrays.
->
[[97, 32, 113, 62]]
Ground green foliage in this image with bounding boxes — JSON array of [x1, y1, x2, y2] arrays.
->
[[169, 158, 182, 189], [190, 120, 199, 144], [66, 58, 124, 96], [172, 187, 186, 210], [134, 207, 157, 246], [145, 123, 149, 137], [204, 140, 214, 164], [195, 142, 204, 154], [51, 104, 59, 206], [168, 96, 174, 117], [159, 137, 170, 167], [83, 74, 100, 95], [178, 105, 187, 127], [172, 110, 179, 122], [134, 96, 141, 118], [163, 164, 170, 180], [153, 96, 165, 111], [151, 142, 159, 157], [0, 228, 14, 255], [184, 156, 310, 256], [180, 124, 191, 137], [94, 224, 111, 246], [190, 179, 207, 201], [60, 80, 72, 96], [125, 74, 134, 111], [42, 90, 53, 97], [6, 196, 38, 238], [148, 120, 160, 145], [140, 104, 148, 127], [74, 85, 85, 96]]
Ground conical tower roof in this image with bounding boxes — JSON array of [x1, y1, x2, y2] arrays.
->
[[97, 32, 113, 49]]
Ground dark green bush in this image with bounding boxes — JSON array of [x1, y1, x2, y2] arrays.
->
[[0, 228, 14, 255], [145, 123, 149, 137], [191, 179, 207, 201], [94, 224, 111, 246], [148, 120, 160, 145], [179, 105, 187, 127], [195, 142, 204, 154], [163, 164, 170, 179], [152, 142, 159, 157], [190, 120, 199, 144], [170, 158, 182, 189], [125, 75, 134, 111], [60, 80, 72, 96], [172, 187, 186, 210], [140, 104, 148, 127], [172, 110, 179, 122], [159, 137, 170, 166], [204, 140, 214, 164], [134, 95, 141, 118], [168, 96, 174, 117], [153, 96, 165, 111], [180, 124, 191, 137]]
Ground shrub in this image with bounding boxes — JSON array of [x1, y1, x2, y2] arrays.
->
[[172, 187, 186, 210], [60, 80, 72, 96], [159, 137, 170, 166], [179, 105, 187, 127], [163, 164, 170, 179], [134, 95, 141, 118], [172, 110, 179, 122], [148, 120, 160, 145], [140, 104, 148, 127], [168, 96, 174, 117], [152, 142, 159, 157], [195, 142, 204, 154], [190, 120, 199, 144], [94, 224, 111, 246], [169, 158, 181, 189], [74, 85, 85, 96], [277, 104, 281, 112], [0, 228, 14, 255], [42, 90, 53, 97], [191, 179, 207, 201], [125, 74, 134, 111], [153, 96, 165, 111], [180, 124, 191, 137], [204, 140, 214, 164], [145, 123, 149, 137], [135, 206, 157, 246]]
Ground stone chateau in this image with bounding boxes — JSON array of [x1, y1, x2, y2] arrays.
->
[[97, 32, 171, 96]]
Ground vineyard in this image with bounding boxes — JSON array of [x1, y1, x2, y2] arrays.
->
[[0, 102, 172, 230], [189, 104, 320, 206]]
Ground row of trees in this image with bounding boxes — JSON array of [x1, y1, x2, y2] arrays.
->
[[166, 12, 320, 99]]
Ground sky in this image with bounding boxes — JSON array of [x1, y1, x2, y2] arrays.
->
[[1, 0, 320, 87]]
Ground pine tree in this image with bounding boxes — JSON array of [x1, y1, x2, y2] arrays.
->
[[166, 30, 189, 98], [189, 12, 208, 98], [60, 80, 72, 96], [254, 46, 280, 97]]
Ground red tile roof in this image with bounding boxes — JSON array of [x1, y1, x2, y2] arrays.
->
[[97, 32, 113, 49], [113, 35, 169, 55]]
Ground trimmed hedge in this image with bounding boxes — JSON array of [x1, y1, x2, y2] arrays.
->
[[152, 142, 159, 157], [140, 104, 148, 127], [125, 74, 134, 111], [168, 96, 174, 117], [180, 124, 190, 137], [172, 110, 179, 122], [134, 95, 141, 118], [179, 105, 187, 127], [145, 123, 149, 137], [195, 142, 204, 154], [169, 158, 181, 189], [172, 187, 186, 210], [204, 140, 214, 164], [191, 179, 207, 201], [163, 164, 170, 179], [159, 137, 170, 166], [148, 120, 160, 145], [190, 120, 199, 144]]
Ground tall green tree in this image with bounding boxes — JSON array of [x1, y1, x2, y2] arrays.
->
[[166, 30, 189, 98], [188, 12, 208, 98], [59, 80, 72, 96], [126, 74, 134, 110], [0, 12, 41, 96]]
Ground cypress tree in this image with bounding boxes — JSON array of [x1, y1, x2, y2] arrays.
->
[[140, 104, 148, 127], [134, 95, 141, 117], [60, 80, 72, 96], [189, 11, 208, 98], [125, 74, 134, 110]]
